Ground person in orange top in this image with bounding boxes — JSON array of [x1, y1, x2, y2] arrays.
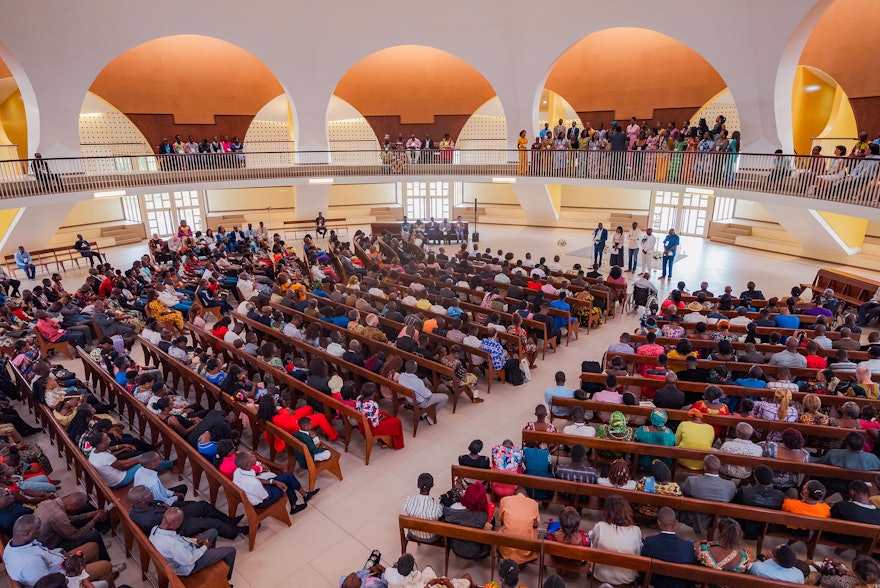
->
[[781, 480, 830, 532], [691, 386, 730, 436]]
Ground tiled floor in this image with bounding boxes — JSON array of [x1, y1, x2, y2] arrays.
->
[[7, 226, 879, 587]]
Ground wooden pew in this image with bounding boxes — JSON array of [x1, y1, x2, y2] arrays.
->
[[231, 310, 440, 433], [603, 350, 880, 382], [77, 348, 291, 552], [139, 336, 343, 492], [627, 333, 866, 361], [399, 515, 809, 588], [453, 461, 880, 559], [302, 292, 501, 395], [801, 268, 880, 308], [268, 301, 464, 406], [578, 371, 880, 412], [187, 324, 385, 466], [8, 359, 230, 587]]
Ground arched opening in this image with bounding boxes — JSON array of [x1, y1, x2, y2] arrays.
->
[[543, 28, 732, 133], [791, 66, 857, 156], [330, 45, 504, 152], [86, 34, 293, 157], [0, 54, 28, 161], [799, 0, 880, 139]]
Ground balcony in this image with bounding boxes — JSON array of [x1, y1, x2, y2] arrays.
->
[[2, 148, 879, 216]]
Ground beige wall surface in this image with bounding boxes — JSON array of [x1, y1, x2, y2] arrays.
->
[[60, 197, 124, 227], [330, 184, 398, 207], [206, 186, 296, 213], [560, 186, 650, 210]]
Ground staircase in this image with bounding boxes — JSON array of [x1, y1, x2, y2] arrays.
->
[[99, 224, 146, 246], [708, 220, 753, 245]]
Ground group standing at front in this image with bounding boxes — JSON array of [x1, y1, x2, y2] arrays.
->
[[591, 221, 680, 279]]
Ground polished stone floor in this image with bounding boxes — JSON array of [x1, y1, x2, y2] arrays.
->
[[7, 226, 878, 588]]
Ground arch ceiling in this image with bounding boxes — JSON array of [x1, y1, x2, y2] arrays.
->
[[545, 28, 727, 128], [799, 0, 880, 134], [332, 45, 500, 144], [88, 34, 287, 150]]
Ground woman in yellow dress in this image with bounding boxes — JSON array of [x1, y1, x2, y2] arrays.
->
[[146, 289, 184, 331], [516, 130, 529, 175]]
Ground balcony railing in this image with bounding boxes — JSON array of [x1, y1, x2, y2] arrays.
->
[[1, 149, 878, 208]]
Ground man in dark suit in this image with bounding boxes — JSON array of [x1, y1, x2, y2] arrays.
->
[[592, 223, 608, 266], [640, 507, 696, 588], [653, 372, 686, 410], [680, 455, 736, 534]]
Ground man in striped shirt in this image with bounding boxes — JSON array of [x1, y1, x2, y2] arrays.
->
[[403, 473, 443, 543]]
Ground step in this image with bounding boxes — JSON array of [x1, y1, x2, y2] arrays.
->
[[750, 226, 796, 242], [708, 236, 737, 245]]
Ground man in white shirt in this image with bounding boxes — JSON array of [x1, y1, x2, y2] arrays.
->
[[134, 452, 187, 505], [406, 135, 422, 163], [858, 346, 880, 371], [397, 361, 447, 424], [150, 507, 236, 580], [231, 452, 314, 514], [521, 253, 535, 268], [462, 327, 485, 366], [625, 221, 642, 273], [562, 406, 596, 437], [282, 317, 303, 340], [812, 324, 834, 350], [546, 255, 563, 273], [729, 306, 753, 327], [632, 272, 658, 297], [639, 227, 657, 274], [224, 323, 244, 345], [530, 266, 546, 279], [682, 301, 705, 324]]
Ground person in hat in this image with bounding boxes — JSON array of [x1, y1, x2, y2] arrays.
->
[[683, 300, 705, 323]]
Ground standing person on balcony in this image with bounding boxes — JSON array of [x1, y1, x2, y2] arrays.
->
[[315, 212, 327, 238], [552, 118, 566, 139], [660, 228, 679, 280], [406, 134, 421, 164], [639, 228, 657, 274], [73, 234, 103, 267], [517, 130, 529, 175], [592, 223, 608, 267], [31, 153, 65, 192], [725, 130, 742, 184], [625, 221, 642, 273], [14, 246, 36, 280]]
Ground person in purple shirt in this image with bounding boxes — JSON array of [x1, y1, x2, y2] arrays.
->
[[607, 332, 635, 355]]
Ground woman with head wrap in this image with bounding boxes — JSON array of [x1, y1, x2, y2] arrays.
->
[[634, 408, 676, 470], [442, 481, 493, 560], [596, 411, 634, 460], [675, 408, 716, 470]]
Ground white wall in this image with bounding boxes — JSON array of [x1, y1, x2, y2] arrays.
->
[[205, 186, 295, 213], [0, 0, 827, 159], [560, 186, 650, 211]]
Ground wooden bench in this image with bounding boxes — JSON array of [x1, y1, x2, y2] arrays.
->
[[3, 241, 104, 278], [77, 348, 291, 552], [578, 371, 880, 413], [454, 459, 880, 559], [8, 358, 229, 587], [139, 336, 344, 492], [604, 350, 880, 382], [187, 324, 386, 466], [801, 268, 880, 308], [284, 217, 348, 240], [269, 302, 465, 417], [626, 333, 865, 360], [34, 329, 75, 360], [304, 291, 501, 394]]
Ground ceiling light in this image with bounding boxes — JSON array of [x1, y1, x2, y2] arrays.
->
[[804, 85, 821, 93], [93, 190, 126, 198], [492, 177, 516, 184], [309, 178, 334, 184]]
